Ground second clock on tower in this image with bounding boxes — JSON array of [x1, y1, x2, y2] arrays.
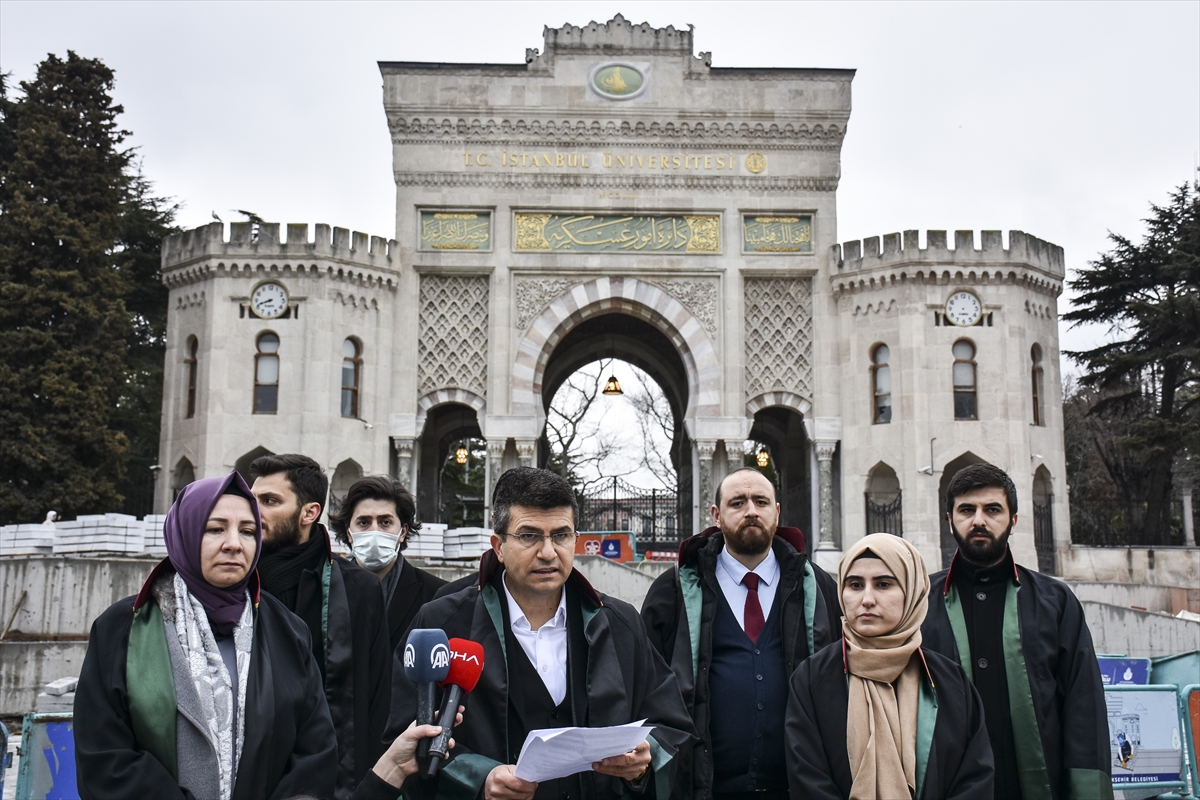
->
[[944, 289, 982, 327]]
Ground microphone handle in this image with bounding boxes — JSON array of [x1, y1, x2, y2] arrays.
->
[[425, 684, 467, 777], [417, 682, 437, 760]]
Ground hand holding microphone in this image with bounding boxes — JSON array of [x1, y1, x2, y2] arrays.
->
[[403, 628, 450, 762], [426, 637, 485, 777]]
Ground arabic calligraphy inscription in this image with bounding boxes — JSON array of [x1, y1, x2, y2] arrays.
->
[[742, 215, 813, 253], [419, 211, 492, 251], [514, 213, 720, 254]]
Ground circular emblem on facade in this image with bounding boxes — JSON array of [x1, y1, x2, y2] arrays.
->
[[944, 289, 983, 327], [250, 281, 289, 319], [592, 63, 646, 100], [745, 152, 767, 174]]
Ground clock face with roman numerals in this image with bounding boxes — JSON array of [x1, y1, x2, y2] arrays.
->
[[251, 282, 288, 319], [945, 290, 982, 327]]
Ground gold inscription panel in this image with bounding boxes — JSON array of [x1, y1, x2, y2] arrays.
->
[[742, 215, 812, 253], [419, 211, 491, 251], [459, 150, 765, 173], [515, 213, 720, 254]]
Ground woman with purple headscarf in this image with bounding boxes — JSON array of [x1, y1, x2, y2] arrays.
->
[[75, 472, 338, 799]]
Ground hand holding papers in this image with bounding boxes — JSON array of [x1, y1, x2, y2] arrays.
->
[[513, 720, 654, 783]]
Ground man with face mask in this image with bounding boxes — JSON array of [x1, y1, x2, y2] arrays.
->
[[329, 476, 447, 652], [922, 463, 1112, 800]]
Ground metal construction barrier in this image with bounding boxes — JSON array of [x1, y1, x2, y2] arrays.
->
[[15, 713, 77, 800]]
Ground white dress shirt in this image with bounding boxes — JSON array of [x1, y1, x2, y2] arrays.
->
[[715, 544, 780, 631], [502, 571, 569, 705]]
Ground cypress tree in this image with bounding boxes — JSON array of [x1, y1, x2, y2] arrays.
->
[[0, 52, 136, 523]]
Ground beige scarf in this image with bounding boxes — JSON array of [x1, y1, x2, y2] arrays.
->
[[839, 533, 930, 800]]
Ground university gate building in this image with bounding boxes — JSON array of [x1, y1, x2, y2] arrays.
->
[[156, 15, 1069, 572]]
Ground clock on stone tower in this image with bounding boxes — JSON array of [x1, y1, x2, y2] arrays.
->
[[944, 289, 982, 327], [250, 281, 289, 319]]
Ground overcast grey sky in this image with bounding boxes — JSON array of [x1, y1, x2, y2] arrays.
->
[[3, 0, 1198, 372]]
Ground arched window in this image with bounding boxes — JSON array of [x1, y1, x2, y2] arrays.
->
[[341, 338, 361, 418], [185, 336, 198, 419], [254, 332, 280, 414], [952, 340, 977, 420], [871, 344, 892, 423], [1031, 344, 1044, 426]]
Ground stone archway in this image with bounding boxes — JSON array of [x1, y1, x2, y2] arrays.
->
[[512, 277, 718, 534], [415, 402, 483, 524], [745, 397, 813, 545]]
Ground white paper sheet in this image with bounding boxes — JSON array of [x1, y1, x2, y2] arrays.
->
[[513, 719, 653, 782]]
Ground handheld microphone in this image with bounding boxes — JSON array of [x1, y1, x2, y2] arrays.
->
[[426, 637, 485, 777], [403, 629, 451, 761]]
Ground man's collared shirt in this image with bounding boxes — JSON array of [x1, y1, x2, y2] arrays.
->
[[715, 544, 780, 631], [502, 571, 569, 705]]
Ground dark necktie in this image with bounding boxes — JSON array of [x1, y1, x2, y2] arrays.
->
[[742, 572, 765, 642]]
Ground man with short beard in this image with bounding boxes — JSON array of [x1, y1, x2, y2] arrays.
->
[[922, 463, 1112, 800], [250, 454, 391, 800], [641, 468, 840, 800]]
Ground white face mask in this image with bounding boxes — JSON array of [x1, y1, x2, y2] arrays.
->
[[350, 529, 401, 572]]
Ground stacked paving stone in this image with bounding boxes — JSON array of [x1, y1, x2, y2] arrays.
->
[[407, 523, 446, 559], [442, 527, 490, 560]]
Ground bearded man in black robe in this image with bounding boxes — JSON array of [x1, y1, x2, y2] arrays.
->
[[922, 463, 1113, 800]]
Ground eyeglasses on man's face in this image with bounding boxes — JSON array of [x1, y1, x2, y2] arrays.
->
[[504, 531, 578, 549]]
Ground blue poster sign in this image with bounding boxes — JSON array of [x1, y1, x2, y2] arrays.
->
[[1098, 658, 1151, 686], [16, 713, 79, 800], [601, 539, 622, 559]]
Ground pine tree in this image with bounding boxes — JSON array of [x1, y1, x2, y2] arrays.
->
[[1064, 182, 1200, 545], [0, 53, 144, 523]]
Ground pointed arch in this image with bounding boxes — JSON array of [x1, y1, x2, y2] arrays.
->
[[512, 277, 718, 429]]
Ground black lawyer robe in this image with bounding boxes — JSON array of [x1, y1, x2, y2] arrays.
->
[[360, 550, 697, 800], [922, 554, 1113, 800], [384, 557, 447, 653], [785, 641, 995, 800], [74, 590, 337, 800], [265, 525, 392, 799]]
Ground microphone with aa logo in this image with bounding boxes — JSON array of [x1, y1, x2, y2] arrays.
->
[[403, 628, 450, 762], [426, 637, 485, 777]]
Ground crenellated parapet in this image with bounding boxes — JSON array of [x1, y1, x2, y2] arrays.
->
[[829, 230, 1065, 299], [163, 222, 395, 271], [527, 14, 705, 72]]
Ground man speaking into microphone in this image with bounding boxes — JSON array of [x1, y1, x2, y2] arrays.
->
[[376, 468, 695, 800]]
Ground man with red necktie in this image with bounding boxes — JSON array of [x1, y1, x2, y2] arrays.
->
[[641, 468, 841, 800]]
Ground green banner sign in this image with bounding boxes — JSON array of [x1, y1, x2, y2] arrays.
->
[[515, 213, 720, 253], [742, 215, 812, 253], [420, 211, 491, 251]]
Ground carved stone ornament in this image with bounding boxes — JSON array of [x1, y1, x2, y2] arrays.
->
[[644, 278, 718, 335], [744, 278, 814, 401], [396, 171, 839, 194], [418, 275, 489, 398], [515, 276, 718, 336], [385, 117, 847, 150], [515, 277, 581, 331]]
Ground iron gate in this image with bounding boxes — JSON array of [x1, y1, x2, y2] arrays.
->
[[577, 477, 678, 551], [865, 492, 903, 537]]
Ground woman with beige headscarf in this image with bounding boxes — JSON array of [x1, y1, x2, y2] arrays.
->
[[785, 533, 994, 799]]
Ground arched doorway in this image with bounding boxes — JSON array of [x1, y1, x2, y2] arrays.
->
[[747, 407, 812, 547], [538, 312, 693, 547], [1032, 466, 1055, 574], [172, 457, 196, 502], [328, 458, 363, 519], [865, 462, 902, 537], [235, 446, 273, 488], [416, 402, 483, 525], [938, 452, 985, 568]]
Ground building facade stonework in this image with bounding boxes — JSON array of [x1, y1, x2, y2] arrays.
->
[[156, 15, 1069, 573]]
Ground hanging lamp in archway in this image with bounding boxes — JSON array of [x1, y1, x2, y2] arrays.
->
[[602, 335, 623, 396], [455, 442, 469, 465], [756, 448, 770, 468]]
